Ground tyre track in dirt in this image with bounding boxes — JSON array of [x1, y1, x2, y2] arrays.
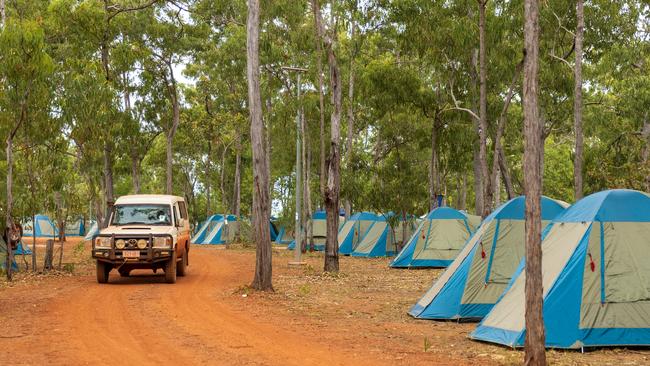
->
[[2, 248, 382, 366]]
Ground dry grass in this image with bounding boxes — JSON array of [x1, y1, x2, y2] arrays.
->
[[2, 241, 650, 365]]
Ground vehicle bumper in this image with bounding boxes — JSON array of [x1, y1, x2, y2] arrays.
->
[[92, 234, 174, 265]]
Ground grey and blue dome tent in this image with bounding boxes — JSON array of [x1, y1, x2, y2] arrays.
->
[[391, 207, 479, 268], [192, 214, 237, 245], [22, 214, 58, 238], [270, 221, 279, 242], [273, 226, 293, 245], [471, 189, 650, 349], [338, 212, 380, 255], [350, 214, 416, 258], [409, 196, 567, 320], [287, 210, 330, 251], [65, 218, 85, 237]]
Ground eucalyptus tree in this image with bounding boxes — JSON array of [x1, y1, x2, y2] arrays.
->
[[131, 3, 191, 195], [0, 18, 53, 261], [522, 0, 545, 362], [247, 0, 272, 290]]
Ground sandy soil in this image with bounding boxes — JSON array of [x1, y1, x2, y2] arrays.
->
[[1, 239, 649, 365]]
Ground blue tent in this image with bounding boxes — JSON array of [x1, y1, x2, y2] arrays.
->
[[351, 214, 415, 258], [22, 214, 58, 238], [274, 226, 293, 245], [192, 214, 237, 245], [14, 242, 32, 255], [472, 190, 650, 349], [65, 218, 86, 237], [338, 212, 379, 255], [287, 210, 329, 251], [270, 221, 279, 242], [409, 196, 567, 321], [391, 207, 478, 268]]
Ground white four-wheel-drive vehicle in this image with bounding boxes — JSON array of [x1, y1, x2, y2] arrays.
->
[[91, 195, 191, 284]]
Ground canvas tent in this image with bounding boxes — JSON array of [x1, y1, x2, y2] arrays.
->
[[350, 214, 416, 258], [270, 221, 279, 242], [274, 226, 293, 245], [409, 196, 566, 320], [14, 242, 32, 255], [22, 215, 58, 238], [287, 210, 333, 251], [338, 212, 379, 255], [471, 189, 650, 349], [391, 207, 479, 268], [65, 218, 85, 237], [192, 214, 237, 245]]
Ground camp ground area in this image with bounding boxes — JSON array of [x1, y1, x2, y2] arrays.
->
[[0, 237, 648, 366]]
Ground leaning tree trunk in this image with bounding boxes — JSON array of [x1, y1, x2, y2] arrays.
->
[[499, 149, 516, 199], [469, 39, 484, 216], [522, 0, 546, 363], [477, 0, 490, 217], [314, 0, 341, 273], [491, 62, 522, 206], [247, 0, 273, 291], [573, 0, 584, 201]]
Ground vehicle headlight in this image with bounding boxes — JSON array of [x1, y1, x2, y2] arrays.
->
[[153, 237, 172, 248], [96, 237, 112, 249], [115, 239, 126, 249], [137, 239, 148, 249]]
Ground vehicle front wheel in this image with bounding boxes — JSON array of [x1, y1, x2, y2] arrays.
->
[[165, 251, 177, 284], [96, 261, 111, 284], [177, 247, 188, 277]]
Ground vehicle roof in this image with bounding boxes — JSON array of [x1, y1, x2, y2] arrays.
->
[[114, 194, 184, 205]]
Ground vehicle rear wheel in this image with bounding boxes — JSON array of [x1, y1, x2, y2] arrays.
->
[[177, 247, 188, 277], [165, 251, 177, 284], [96, 261, 110, 283]]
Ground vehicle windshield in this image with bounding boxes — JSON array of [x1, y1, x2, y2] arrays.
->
[[111, 204, 173, 226]]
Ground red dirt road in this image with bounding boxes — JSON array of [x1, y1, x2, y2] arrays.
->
[[1, 248, 393, 366]]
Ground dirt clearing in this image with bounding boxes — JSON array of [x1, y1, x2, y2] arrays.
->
[[1, 241, 649, 365]]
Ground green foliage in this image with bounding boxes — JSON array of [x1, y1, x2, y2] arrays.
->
[[0, 0, 648, 238]]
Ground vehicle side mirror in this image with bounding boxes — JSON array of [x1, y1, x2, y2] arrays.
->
[[177, 218, 186, 228]]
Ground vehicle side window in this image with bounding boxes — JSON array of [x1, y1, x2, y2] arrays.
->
[[173, 205, 179, 226], [178, 201, 188, 219]]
